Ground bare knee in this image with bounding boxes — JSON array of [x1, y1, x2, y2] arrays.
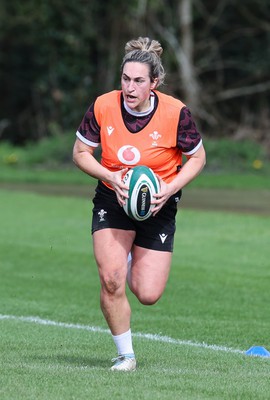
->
[[128, 276, 164, 305], [100, 270, 125, 296], [102, 277, 120, 295], [132, 287, 162, 306]]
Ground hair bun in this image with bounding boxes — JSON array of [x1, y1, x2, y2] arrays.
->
[[122, 37, 166, 87], [125, 37, 163, 57]]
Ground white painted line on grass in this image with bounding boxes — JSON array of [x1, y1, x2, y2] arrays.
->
[[0, 314, 245, 355]]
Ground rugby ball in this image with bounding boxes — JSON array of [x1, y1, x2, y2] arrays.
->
[[122, 166, 160, 221]]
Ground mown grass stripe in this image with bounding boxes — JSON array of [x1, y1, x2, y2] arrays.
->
[[0, 313, 244, 355]]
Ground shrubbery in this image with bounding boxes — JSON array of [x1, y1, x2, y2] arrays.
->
[[0, 134, 268, 174]]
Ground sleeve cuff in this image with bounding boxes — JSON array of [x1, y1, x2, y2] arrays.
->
[[182, 139, 203, 156], [76, 131, 100, 147]]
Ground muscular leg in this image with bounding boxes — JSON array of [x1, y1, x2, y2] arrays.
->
[[128, 245, 172, 305], [93, 228, 135, 335]]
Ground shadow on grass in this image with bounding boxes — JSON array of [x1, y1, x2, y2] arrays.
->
[[30, 354, 110, 369]]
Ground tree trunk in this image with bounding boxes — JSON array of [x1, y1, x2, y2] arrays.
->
[[178, 0, 200, 116]]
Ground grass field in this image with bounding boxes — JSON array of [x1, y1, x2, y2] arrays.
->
[[1, 188, 270, 399], [1, 164, 270, 190]]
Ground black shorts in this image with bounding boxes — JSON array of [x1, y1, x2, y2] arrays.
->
[[91, 181, 182, 252]]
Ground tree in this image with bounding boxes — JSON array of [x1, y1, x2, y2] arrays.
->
[[0, 0, 270, 149], [146, 0, 270, 140], [0, 0, 95, 143], [148, 0, 202, 119]]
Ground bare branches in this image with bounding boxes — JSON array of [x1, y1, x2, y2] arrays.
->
[[215, 81, 270, 101], [237, 4, 270, 32], [152, 0, 202, 117]]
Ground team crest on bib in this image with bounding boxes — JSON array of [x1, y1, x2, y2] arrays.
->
[[117, 145, 141, 165], [149, 131, 161, 147]]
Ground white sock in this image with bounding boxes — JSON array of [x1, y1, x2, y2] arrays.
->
[[127, 253, 132, 287], [112, 329, 134, 356], [127, 252, 132, 267]]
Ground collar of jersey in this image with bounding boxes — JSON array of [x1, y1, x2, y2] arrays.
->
[[123, 91, 155, 117]]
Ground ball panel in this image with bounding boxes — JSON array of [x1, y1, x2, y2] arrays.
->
[[122, 166, 160, 221], [122, 168, 133, 217], [130, 166, 159, 193], [131, 180, 152, 220]]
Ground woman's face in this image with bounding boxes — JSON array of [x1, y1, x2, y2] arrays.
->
[[121, 62, 157, 113]]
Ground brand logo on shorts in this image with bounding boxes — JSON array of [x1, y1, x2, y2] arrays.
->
[[98, 209, 107, 222], [159, 233, 168, 244]]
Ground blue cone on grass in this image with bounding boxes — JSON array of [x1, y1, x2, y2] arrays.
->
[[246, 346, 270, 357]]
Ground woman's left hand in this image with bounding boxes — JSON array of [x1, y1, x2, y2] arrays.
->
[[151, 175, 175, 216]]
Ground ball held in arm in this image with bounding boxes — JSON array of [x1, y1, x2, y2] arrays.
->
[[122, 166, 160, 221]]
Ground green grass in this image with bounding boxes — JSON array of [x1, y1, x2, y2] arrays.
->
[[1, 189, 270, 399], [1, 164, 270, 190], [189, 171, 270, 189], [0, 165, 95, 185]]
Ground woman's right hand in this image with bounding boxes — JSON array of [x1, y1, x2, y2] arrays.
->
[[109, 168, 129, 207]]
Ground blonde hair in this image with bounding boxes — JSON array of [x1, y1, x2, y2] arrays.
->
[[121, 37, 166, 87]]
